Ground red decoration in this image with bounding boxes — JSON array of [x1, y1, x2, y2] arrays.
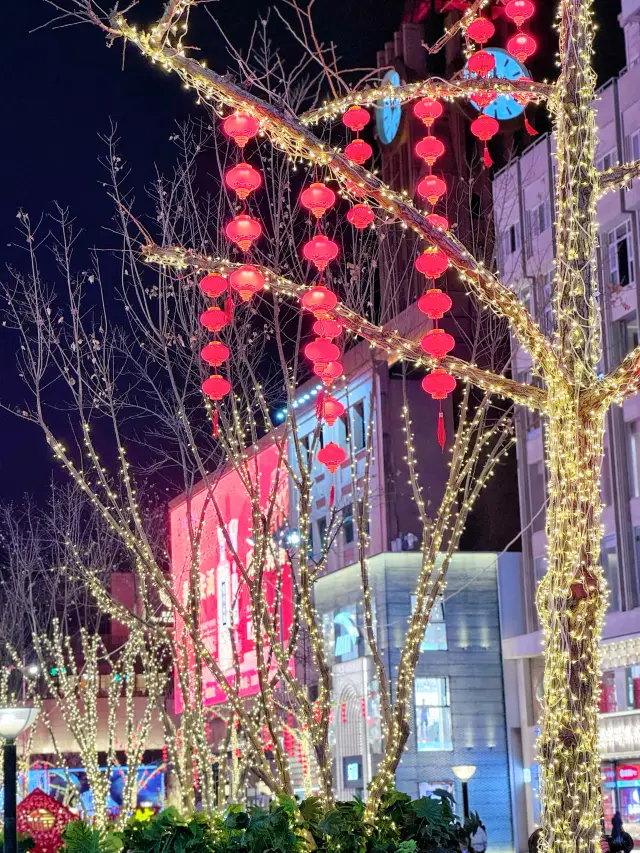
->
[[422, 368, 456, 400], [417, 174, 447, 205], [437, 410, 446, 451], [229, 264, 265, 301], [225, 214, 262, 252], [225, 163, 262, 199], [345, 138, 373, 165], [471, 90, 497, 109], [466, 17, 495, 45], [313, 317, 342, 338], [414, 98, 443, 128], [421, 328, 455, 359], [201, 306, 230, 332], [507, 32, 537, 63], [505, 0, 535, 27], [316, 360, 343, 387], [467, 50, 496, 77], [317, 442, 347, 473], [322, 395, 345, 427], [304, 337, 340, 371], [223, 113, 260, 148], [301, 182, 336, 219], [415, 136, 445, 167], [471, 114, 500, 167], [342, 105, 370, 132], [202, 374, 231, 400], [201, 341, 230, 367], [301, 285, 338, 317], [17, 788, 78, 853], [418, 288, 453, 319], [199, 274, 227, 298], [427, 213, 449, 230], [524, 115, 538, 136], [415, 247, 449, 279], [347, 203, 375, 229], [513, 76, 535, 106], [303, 234, 339, 272]]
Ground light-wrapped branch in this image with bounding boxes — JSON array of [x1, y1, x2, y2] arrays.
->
[[597, 159, 640, 196]]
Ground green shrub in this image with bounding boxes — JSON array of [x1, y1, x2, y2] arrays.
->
[[61, 821, 123, 853]]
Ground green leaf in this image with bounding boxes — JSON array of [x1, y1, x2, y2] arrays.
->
[[410, 797, 444, 821], [396, 841, 417, 853]]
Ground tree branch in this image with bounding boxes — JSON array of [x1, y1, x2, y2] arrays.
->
[[597, 159, 640, 196]]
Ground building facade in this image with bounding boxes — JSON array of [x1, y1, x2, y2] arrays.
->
[[492, 1, 640, 848]]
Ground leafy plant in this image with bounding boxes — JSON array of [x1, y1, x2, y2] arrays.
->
[[61, 821, 123, 853], [123, 808, 218, 853], [0, 832, 35, 853]]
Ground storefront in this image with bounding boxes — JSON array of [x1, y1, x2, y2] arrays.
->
[[601, 762, 640, 840]]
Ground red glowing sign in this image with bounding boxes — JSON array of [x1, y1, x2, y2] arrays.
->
[[169, 443, 292, 711], [617, 765, 640, 782]]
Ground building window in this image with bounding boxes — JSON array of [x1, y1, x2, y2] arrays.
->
[[601, 445, 612, 508], [352, 401, 366, 451], [599, 670, 618, 714], [626, 665, 640, 710], [615, 313, 639, 365], [415, 677, 452, 751], [631, 131, 640, 163], [601, 535, 621, 612], [525, 201, 551, 257], [343, 503, 354, 543], [339, 412, 350, 446], [411, 595, 447, 651], [533, 557, 547, 585], [596, 149, 617, 173], [529, 460, 546, 533], [608, 221, 635, 287], [539, 271, 554, 334], [317, 517, 327, 550], [627, 421, 640, 498], [501, 223, 521, 260], [518, 282, 533, 315]]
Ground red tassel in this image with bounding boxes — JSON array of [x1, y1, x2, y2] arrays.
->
[[524, 115, 538, 137], [315, 389, 325, 421], [483, 144, 493, 169], [329, 485, 335, 508], [225, 296, 234, 323], [437, 409, 446, 451], [213, 407, 219, 438]]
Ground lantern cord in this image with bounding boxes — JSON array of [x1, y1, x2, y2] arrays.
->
[[524, 114, 538, 136], [213, 406, 219, 439], [437, 406, 446, 451], [329, 485, 335, 508], [483, 143, 493, 169], [225, 295, 234, 323]]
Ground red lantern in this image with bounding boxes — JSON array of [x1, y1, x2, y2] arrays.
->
[[415, 136, 445, 167], [422, 369, 456, 400], [201, 341, 230, 367], [418, 288, 452, 319], [199, 274, 227, 298], [322, 395, 345, 427], [505, 0, 535, 27], [229, 265, 265, 302], [304, 337, 340, 371], [301, 182, 336, 219], [313, 318, 342, 338], [471, 90, 497, 110], [223, 113, 259, 148], [202, 374, 231, 400], [317, 442, 347, 474], [507, 33, 537, 63], [415, 247, 449, 279], [347, 203, 375, 229], [301, 285, 338, 317], [417, 175, 447, 206], [513, 76, 535, 106], [200, 306, 229, 332], [316, 360, 343, 387], [467, 50, 496, 77], [345, 138, 373, 165], [342, 105, 370, 132], [471, 114, 499, 142], [466, 17, 495, 45], [303, 234, 339, 272], [224, 163, 262, 199], [420, 328, 455, 359], [427, 213, 449, 230], [414, 98, 443, 128], [225, 214, 262, 252]]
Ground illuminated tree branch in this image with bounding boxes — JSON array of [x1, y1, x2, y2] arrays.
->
[[597, 159, 640, 196]]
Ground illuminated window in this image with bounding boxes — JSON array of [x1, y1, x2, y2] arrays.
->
[[414, 677, 452, 751], [411, 595, 447, 651], [608, 220, 635, 287]]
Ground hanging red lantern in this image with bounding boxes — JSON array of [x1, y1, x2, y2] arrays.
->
[[303, 235, 339, 272], [513, 76, 535, 106], [200, 306, 230, 332], [471, 90, 497, 110], [345, 139, 373, 165], [316, 360, 343, 387], [507, 33, 537, 63], [224, 163, 262, 199], [225, 214, 262, 252], [347, 203, 375, 229], [199, 274, 227, 298], [505, 0, 535, 27], [418, 288, 452, 319], [467, 50, 496, 77], [229, 265, 265, 302], [301, 182, 336, 219], [422, 369, 456, 400], [427, 213, 449, 230], [415, 136, 445, 167], [301, 285, 338, 317], [317, 442, 347, 474], [414, 98, 443, 128], [313, 317, 342, 338], [202, 374, 231, 400], [342, 105, 370, 132], [201, 341, 230, 367], [304, 337, 340, 371], [466, 17, 495, 45], [417, 175, 447, 205], [322, 395, 345, 427], [471, 114, 500, 167], [223, 113, 259, 148], [420, 328, 455, 360], [415, 247, 449, 279]]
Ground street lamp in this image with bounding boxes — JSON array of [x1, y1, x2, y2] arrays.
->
[[452, 764, 477, 819], [0, 707, 38, 853]]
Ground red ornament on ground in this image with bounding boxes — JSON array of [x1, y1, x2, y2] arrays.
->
[[303, 234, 339, 272], [467, 49, 496, 77], [313, 317, 343, 338], [415, 136, 445, 166], [301, 285, 338, 317], [345, 138, 373, 165], [418, 288, 453, 319], [417, 174, 447, 205], [507, 32, 537, 63], [223, 113, 259, 148], [201, 341, 230, 367], [322, 395, 345, 427], [342, 105, 370, 132], [415, 247, 449, 279], [304, 337, 340, 371], [199, 274, 227, 298], [347, 203, 375, 229], [421, 328, 455, 359], [422, 369, 456, 400], [466, 17, 495, 45], [225, 163, 262, 199], [414, 98, 443, 128], [301, 182, 336, 219], [229, 265, 265, 301], [317, 442, 347, 474], [505, 0, 535, 27], [201, 306, 230, 332], [202, 374, 232, 400], [427, 213, 449, 230], [225, 214, 262, 252]]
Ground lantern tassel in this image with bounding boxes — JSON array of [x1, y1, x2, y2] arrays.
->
[[225, 296, 234, 323], [329, 485, 335, 508], [315, 389, 325, 421], [213, 407, 219, 438], [483, 144, 493, 169], [524, 115, 538, 137], [437, 407, 446, 451]]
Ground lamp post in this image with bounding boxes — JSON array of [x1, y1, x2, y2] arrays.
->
[[452, 764, 477, 819], [0, 707, 39, 853]]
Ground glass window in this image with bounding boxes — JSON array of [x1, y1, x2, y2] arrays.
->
[[333, 604, 362, 662], [608, 221, 635, 287], [352, 401, 366, 451], [317, 517, 327, 550], [631, 131, 640, 162], [338, 412, 350, 446], [533, 557, 547, 585], [529, 460, 546, 533], [597, 149, 617, 172], [539, 272, 554, 335], [615, 313, 639, 364], [415, 677, 452, 751], [599, 670, 617, 713], [518, 282, 533, 314], [627, 421, 640, 498], [601, 535, 621, 612], [526, 202, 551, 259], [343, 503, 354, 544], [411, 595, 447, 651], [626, 665, 640, 710]]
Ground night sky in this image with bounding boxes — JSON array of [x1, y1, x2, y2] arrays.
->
[[0, 0, 624, 503]]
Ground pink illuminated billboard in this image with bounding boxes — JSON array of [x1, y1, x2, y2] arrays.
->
[[169, 444, 292, 711]]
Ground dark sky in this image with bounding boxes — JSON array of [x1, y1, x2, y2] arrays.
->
[[0, 0, 624, 503]]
